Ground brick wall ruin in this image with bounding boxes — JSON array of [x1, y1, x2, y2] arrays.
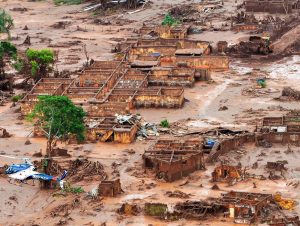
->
[[245, 0, 299, 13], [143, 139, 205, 181]]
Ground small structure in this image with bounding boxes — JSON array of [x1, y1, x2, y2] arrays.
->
[[216, 191, 272, 224], [244, 0, 299, 13], [212, 164, 243, 183], [85, 116, 138, 144], [143, 138, 205, 181], [217, 41, 228, 53], [139, 24, 190, 39], [174, 201, 222, 220], [98, 179, 122, 197], [258, 115, 300, 145]]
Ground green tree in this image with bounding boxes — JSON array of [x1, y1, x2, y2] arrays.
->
[[25, 49, 55, 81], [0, 9, 14, 39], [27, 95, 86, 156], [162, 13, 180, 26], [0, 41, 17, 83]]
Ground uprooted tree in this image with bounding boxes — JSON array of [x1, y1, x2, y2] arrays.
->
[[25, 48, 55, 82], [0, 9, 14, 40], [27, 95, 86, 156]]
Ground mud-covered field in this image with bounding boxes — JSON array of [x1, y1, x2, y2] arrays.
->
[[1, 0, 300, 225]]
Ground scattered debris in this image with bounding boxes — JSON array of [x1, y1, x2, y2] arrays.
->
[[274, 192, 297, 210], [118, 203, 140, 215], [0, 127, 10, 138], [165, 190, 190, 199], [218, 106, 228, 111]]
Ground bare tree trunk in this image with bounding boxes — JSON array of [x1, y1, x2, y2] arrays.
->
[[40, 157, 52, 189], [46, 136, 54, 157], [282, 1, 289, 14]]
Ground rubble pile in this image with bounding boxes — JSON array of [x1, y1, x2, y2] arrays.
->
[[118, 203, 141, 215], [282, 86, 300, 100], [49, 197, 81, 218], [165, 190, 190, 199], [169, 3, 224, 24], [67, 158, 107, 182], [169, 5, 200, 22]]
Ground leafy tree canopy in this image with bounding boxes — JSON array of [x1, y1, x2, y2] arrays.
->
[[25, 49, 55, 77], [0, 41, 17, 60], [28, 95, 86, 142], [0, 10, 14, 38]]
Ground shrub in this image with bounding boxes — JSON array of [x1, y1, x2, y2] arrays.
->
[[162, 13, 180, 26], [54, 0, 83, 5], [160, 119, 170, 128], [11, 94, 22, 103], [25, 48, 55, 78], [0, 10, 14, 39]]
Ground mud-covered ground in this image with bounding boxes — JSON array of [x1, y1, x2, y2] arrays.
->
[[1, 0, 300, 225]]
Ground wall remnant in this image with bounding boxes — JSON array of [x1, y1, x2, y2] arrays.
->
[[143, 138, 205, 181], [98, 179, 122, 197]]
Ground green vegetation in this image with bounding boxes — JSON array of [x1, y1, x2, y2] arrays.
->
[[13, 58, 24, 72], [25, 49, 55, 80], [0, 41, 17, 59], [0, 41, 17, 77], [160, 119, 170, 128], [11, 94, 23, 103], [63, 182, 85, 193], [27, 95, 86, 155], [145, 203, 168, 216], [162, 13, 180, 26], [0, 9, 14, 39], [54, 0, 83, 5]]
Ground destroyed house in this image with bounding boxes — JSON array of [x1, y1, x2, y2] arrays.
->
[[212, 164, 242, 182], [149, 67, 196, 87], [21, 78, 74, 115], [128, 40, 211, 62], [143, 139, 205, 181], [85, 117, 138, 144], [139, 24, 190, 39], [160, 55, 229, 71], [130, 55, 161, 69], [87, 67, 185, 117], [258, 116, 300, 144], [174, 201, 222, 220], [267, 216, 300, 226], [98, 179, 122, 197], [262, 116, 300, 132], [244, 0, 300, 13], [216, 191, 272, 224]]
